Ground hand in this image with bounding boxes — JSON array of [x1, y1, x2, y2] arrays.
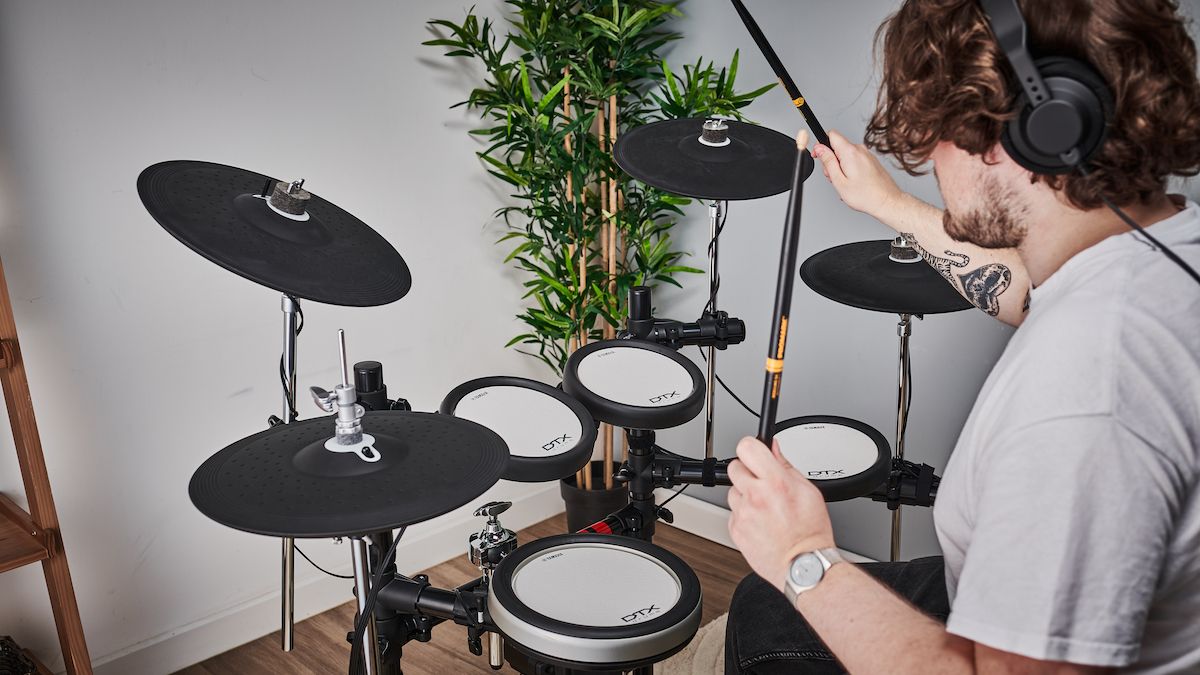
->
[[812, 130, 905, 221], [727, 436, 836, 594]]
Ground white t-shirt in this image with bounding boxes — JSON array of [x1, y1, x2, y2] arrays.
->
[[934, 200, 1200, 673]]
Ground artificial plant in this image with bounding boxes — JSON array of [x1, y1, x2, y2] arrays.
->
[[427, 0, 773, 376]]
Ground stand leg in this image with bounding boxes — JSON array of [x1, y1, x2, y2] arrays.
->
[[280, 295, 300, 650], [890, 314, 912, 562], [703, 201, 721, 459], [352, 537, 381, 675]]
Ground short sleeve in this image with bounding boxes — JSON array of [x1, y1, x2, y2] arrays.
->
[[946, 415, 1181, 667]]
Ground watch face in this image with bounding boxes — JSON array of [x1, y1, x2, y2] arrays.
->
[[790, 553, 825, 588]]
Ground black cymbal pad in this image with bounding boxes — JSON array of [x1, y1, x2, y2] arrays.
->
[[613, 118, 808, 201], [189, 411, 509, 538], [800, 240, 973, 315], [139, 160, 411, 307]]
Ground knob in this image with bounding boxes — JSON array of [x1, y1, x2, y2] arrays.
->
[[473, 501, 512, 520], [310, 386, 336, 413]]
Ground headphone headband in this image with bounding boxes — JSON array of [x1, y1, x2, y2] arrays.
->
[[980, 0, 1051, 107]]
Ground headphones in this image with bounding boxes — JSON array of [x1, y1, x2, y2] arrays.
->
[[980, 0, 1114, 175]]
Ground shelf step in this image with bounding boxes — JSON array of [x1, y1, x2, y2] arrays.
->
[[0, 493, 49, 574]]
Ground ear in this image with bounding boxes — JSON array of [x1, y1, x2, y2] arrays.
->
[[983, 142, 1011, 166]]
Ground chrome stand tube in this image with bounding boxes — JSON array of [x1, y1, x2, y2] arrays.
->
[[280, 294, 299, 651], [704, 201, 722, 459], [890, 314, 913, 562], [351, 537, 381, 675]]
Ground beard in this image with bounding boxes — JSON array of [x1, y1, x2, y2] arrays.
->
[[943, 176, 1027, 249]]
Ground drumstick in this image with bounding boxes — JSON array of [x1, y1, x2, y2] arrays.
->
[[729, 0, 831, 148], [757, 132, 811, 446]]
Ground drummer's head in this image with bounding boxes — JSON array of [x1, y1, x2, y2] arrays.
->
[[863, 0, 1200, 248]]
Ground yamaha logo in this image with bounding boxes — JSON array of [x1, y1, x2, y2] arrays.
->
[[807, 469, 846, 478], [648, 391, 679, 404], [542, 434, 572, 452], [621, 605, 662, 623]]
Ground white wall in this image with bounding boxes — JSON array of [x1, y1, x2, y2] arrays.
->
[[0, 1, 1197, 672], [0, 0, 543, 672]]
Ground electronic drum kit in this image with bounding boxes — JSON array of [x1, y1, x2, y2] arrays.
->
[[139, 109, 964, 673]]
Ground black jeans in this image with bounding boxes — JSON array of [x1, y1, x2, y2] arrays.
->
[[724, 556, 949, 674]]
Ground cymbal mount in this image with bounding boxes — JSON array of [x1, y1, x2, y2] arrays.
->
[[699, 118, 731, 147], [310, 329, 379, 462]]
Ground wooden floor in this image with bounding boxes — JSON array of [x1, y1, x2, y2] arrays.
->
[[179, 514, 750, 674]]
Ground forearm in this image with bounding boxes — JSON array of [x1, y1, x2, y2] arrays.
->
[[874, 193, 1031, 326], [796, 563, 975, 675]]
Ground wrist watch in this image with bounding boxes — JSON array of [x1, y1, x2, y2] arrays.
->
[[784, 547, 845, 605]]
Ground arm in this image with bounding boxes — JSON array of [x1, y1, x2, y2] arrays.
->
[[726, 437, 1112, 675], [812, 131, 1032, 326]]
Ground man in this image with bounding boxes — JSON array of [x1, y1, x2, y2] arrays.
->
[[724, 1, 1200, 673]]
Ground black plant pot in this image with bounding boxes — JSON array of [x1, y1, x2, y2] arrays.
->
[[560, 460, 629, 533]]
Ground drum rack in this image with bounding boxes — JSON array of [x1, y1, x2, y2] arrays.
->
[[0, 258, 92, 674]]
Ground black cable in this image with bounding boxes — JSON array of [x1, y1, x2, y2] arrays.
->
[[348, 527, 406, 675], [696, 347, 761, 419], [278, 295, 304, 422], [659, 483, 690, 509], [1073, 164, 1200, 287], [704, 201, 729, 315], [295, 544, 354, 580]]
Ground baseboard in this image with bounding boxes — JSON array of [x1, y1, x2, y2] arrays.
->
[[92, 485, 564, 675], [654, 489, 876, 564]]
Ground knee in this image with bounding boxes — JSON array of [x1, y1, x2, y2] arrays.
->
[[728, 573, 777, 623]]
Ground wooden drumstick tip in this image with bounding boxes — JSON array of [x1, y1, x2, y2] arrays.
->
[[795, 129, 810, 151]]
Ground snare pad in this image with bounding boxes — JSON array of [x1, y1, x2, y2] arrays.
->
[[441, 376, 596, 483], [774, 415, 891, 502], [488, 534, 702, 669], [563, 340, 705, 429]]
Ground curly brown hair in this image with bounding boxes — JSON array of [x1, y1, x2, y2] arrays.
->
[[864, 0, 1200, 209]]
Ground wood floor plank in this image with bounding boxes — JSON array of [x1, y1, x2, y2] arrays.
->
[[178, 514, 750, 674]]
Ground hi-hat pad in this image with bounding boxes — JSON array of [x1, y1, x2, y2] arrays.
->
[[138, 160, 412, 307], [613, 118, 807, 201], [800, 240, 973, 315], [189, 411, 508, 538]]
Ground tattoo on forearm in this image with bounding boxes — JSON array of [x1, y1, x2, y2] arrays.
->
[[900, 232, 1013, 317], [1022, 289, 1031, 314]]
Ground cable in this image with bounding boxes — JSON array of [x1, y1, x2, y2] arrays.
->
[[704, 201, 729, 315], [696, 347, 761, 419], [659, 483, 691, 509], [1072, 165, 1200, 287], [278, 295, 304, 422], [348, 527, 406, 675], [295, 544, 353, 580]]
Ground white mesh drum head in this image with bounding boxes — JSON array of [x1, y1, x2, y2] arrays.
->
[[575, 345, 695, 408], [776, 421, 881, 480], [453, 386, 584, 459], [511, 543, 682, 626]]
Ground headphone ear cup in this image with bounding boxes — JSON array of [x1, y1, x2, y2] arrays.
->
[[1002, 57, 1114, 174]]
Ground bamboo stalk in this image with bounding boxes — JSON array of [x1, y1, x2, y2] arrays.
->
[[562, 68, 586, 490]]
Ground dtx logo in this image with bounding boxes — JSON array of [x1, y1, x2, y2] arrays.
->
[[621, 605, 663, 623], [806, 469, 846, 478], [542, 434, 573, 452], [648, 391, 679, 404]]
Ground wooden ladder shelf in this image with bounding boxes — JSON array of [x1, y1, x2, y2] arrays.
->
[[0, 257, 92, 674]]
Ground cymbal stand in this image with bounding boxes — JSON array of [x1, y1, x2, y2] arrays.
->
[[280, 294, 299, 651], [352, 537, 381, 675], [703, 201, 723, 460], [890, 313, 913, 561]]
